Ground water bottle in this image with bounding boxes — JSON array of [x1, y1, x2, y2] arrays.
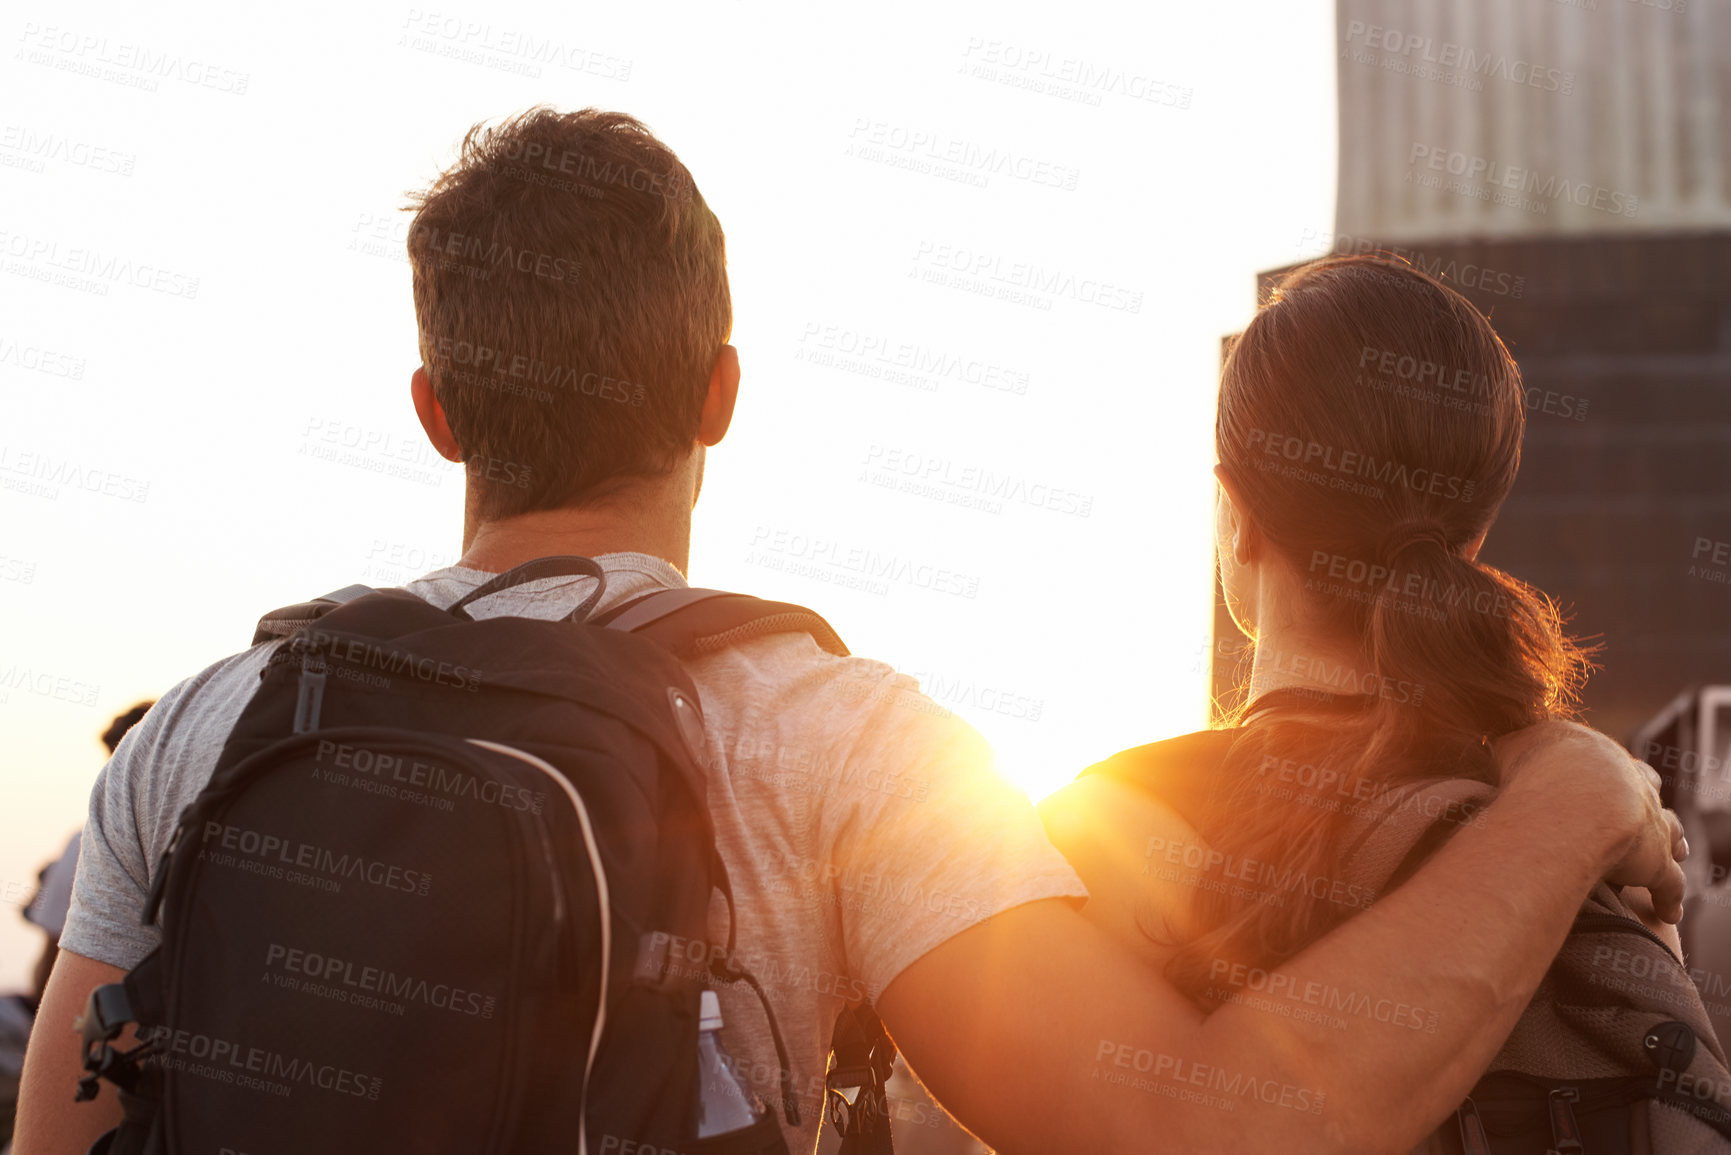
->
[[695, 990, 763, 1137]]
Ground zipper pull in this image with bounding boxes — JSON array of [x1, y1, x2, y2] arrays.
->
[[292, 648, 328, 734], [1546, 1087, 1584, 1154], [1457, 1096, 1492, 1155]]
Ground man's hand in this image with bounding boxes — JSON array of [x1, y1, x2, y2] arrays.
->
[[1492, 719, 1688, 922]]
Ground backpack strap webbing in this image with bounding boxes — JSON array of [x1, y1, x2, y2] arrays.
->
[[251, 584, 375, 645], [595, 588, 850, 659], [1339, 777, 1497, 896], [601, 586, 877, 1136], [254, 580, 851, 660], [1077, 729, 1499, 900]]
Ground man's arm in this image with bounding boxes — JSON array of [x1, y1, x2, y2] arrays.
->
[[879, 723, 1685, 1155], [14, 949, 129, 1155]]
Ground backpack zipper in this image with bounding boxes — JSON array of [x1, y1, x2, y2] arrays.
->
[[291, 650, 328, 734], [1571, 911, 1683, 968]]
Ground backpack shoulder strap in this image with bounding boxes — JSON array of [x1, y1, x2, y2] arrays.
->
[[251, 584, 375, 645], [1076, 727, 1499, 898], [256, 574, 851, 658], [595, 588, 849, 658], [600, 586, 866, 1133], [1341, 777, 1497, 894]]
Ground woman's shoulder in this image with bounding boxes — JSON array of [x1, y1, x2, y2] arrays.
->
[[1072, 728, 1242, 830], [1038, 772, 1203, 874], [1039, 730, 1243, 967], [1039, 773, 1204, 968], [1040, 727, 1241, 871]]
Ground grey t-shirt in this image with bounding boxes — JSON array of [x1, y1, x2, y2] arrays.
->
[[62, 552, 1085, 1151]]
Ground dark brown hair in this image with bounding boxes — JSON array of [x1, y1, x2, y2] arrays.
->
[[405, 107, 730, 519], [102, 701, 155, 753], [1163, 254, 1594, 999]]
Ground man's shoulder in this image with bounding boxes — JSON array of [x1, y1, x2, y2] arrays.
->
[[683, 629, 988, 794], [76, 639, 282, 955], [123, 641, 280, 770], [686, 628, 923, 719]]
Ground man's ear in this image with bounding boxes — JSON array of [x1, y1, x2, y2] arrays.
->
[[697, 345, 740, 448], [411, 367, 463, 463]]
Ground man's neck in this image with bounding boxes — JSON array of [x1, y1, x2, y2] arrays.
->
[[456, 474, 695, 576]]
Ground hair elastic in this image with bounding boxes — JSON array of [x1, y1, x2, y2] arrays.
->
[[1382, 523, 1452, 561]]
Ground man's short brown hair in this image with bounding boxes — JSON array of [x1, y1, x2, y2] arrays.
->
[[406, 106, 730, 519]]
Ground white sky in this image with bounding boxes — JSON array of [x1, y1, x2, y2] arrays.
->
[[0, 0, 1337, 990]]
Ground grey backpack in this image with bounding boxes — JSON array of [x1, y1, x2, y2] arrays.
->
[[1345, 779, 1731, 1155], [1090, 730, 1731, 1154]]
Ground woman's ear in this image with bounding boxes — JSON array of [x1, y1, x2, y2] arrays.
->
[[1464, 525, 1490, 562], [1213, 465, 1258, 565], [1212, 464, 1261, 639]]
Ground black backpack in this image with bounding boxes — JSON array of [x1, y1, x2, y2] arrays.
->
[[1089, 729, 1731, 1155], [75, 557, 898, 1155]]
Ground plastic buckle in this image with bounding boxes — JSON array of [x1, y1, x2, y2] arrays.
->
[[73, 984, 151, 1103], [825, 1080, 858, 1129], [1457, 1096, 1492, 1155], [825, 1038, 893, 1151], [1546, 1086, 1584, 1155], [827, 1064, 875, 1091], [75, 984, 133, 1049], [631, 931, 674, 989], [75, 1050, 119, 1103], [824, 1078, 891, 1151]]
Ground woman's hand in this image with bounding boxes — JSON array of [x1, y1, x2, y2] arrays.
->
[[1491, 719, 1688, 922]]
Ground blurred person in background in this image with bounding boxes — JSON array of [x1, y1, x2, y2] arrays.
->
[[1, 703, 151, 1155]]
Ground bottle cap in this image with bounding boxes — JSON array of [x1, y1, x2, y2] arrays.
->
[[700, 990, 724, 1032]]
